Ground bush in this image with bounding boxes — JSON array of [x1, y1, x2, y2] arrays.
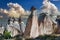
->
[[3, 29, 11, 39]]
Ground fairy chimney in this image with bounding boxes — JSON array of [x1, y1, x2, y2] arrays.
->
[[24, 6, 36, 38]]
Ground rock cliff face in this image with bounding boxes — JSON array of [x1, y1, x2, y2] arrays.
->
[[24, 5, 58, 38], [38, 13, 54, 35], [24, 6, 39, 38], [55, 18, 60, 34], [24, 12, 33, 37], [24, 7, 34, 38]]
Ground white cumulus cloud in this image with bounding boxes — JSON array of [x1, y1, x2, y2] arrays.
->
[[41, 0, 58, 14], [0, 3, 27, 18]]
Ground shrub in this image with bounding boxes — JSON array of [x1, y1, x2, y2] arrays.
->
[[3, 29, 11, 39]]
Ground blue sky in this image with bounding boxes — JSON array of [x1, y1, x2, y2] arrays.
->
[[0, 0, 60, 10], [0, 0, 60, 26]]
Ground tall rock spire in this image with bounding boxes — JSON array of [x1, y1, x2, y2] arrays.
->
[[24, 6, 38, 38]]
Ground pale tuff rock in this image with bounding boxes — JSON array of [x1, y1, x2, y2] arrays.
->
[[43, 16, 53, 34], [24, 10, 39, 38], [38, 13, 56, 35], [7, 24, 19, 37], [20, 21, 26, 33], [7, 18, 26, 37], [7, 18, 20, 37], [13, 21, 20, 31], [0, 26, 4, 34], [30, 11, 39, 38], [38, 0, 58, 35]]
